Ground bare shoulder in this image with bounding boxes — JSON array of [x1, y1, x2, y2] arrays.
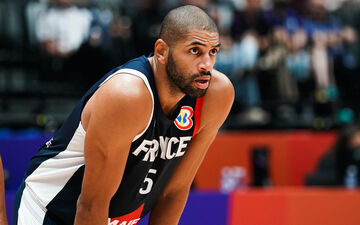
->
[[198, 69, 234, 132], [209, 69, 234, 95], [96, 73, 152, 105], [205, 69, 234, 109], [82, 73, 153, 132]]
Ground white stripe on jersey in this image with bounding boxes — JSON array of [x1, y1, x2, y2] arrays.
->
[[17, 187, 47, 224], [17, 122, 86, 224]]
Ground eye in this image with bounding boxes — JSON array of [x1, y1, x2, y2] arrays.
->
[[210, 48, 218, 56], [189, 47, 199, 55]]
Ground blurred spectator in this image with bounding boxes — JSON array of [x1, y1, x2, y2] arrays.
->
[[36, 0, 92, 59], [303, 0, 340, 90], [301, 0, 357, 123], [106, 14, 138, 66], [258, 0, 312, 125], [332, 0, 360, 119], [231, 0, 270, 45], [86, 0, 140, 68], [307, 122, 360, 186], [34, 0, 92, 87], [33, 0, 114, 93], [217, 0, 270, 125], [26, 0, 49, 48], [130, 0, 166, 56]]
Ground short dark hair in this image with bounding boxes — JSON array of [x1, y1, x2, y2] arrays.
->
[[159, 5, 218, 46]]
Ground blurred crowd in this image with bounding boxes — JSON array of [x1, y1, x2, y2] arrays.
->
[[0, 0, 360, 130]]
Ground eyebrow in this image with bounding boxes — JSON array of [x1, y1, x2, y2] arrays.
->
[[188, 41, 221, 48]]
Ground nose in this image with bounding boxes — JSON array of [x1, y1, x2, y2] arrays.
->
[[198, 54, 214, 73]]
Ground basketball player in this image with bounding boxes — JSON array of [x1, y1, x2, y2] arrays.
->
[[0, 156, 8, 225], [14, 5, 234, 225]]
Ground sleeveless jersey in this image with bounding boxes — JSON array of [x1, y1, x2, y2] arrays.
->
[[14, 55, 204, 225]]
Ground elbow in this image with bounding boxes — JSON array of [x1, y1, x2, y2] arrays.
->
[[76, 197, 94, 218], [160, 183, 191, 201], [76, 194, 109, 217]]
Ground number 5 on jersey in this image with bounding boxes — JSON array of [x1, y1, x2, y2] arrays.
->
[[139, 169, 157, 195]]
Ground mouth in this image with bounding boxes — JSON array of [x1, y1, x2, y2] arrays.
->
[[194, 76, 210, 89]]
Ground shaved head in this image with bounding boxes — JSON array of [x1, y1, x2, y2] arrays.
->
[[159, 5, 218, 46]]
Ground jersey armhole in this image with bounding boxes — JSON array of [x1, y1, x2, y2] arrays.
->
[[99, 68, 154, 142], [192, 96, 204, 138]]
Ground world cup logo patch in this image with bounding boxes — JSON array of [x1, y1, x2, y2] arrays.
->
[[174, 106, 194, 130]]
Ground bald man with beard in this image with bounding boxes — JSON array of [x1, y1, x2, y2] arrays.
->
[[14, 5, 234, 225]]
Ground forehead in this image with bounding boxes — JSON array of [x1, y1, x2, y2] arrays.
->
[[177, 28, 219, 47]]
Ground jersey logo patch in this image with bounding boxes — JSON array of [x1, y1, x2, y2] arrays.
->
[[174, 106, 193, 130]]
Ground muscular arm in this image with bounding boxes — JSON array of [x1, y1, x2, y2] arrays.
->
[[74, 75, 152, 225], [149, 71, 234, 225], [0, 156, 8, 225]]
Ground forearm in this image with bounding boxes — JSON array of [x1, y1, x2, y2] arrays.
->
[[148, 189, 190, 225], [0, 212, 7, 225], [0, 196, 7, 225], [74, 196, 109, 225]]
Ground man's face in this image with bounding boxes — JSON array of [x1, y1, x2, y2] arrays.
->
[[165, 29, 220, 98]]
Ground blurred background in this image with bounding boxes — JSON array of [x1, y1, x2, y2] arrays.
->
[[1, 0, 360, 224]]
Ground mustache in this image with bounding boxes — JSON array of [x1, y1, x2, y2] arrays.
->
[[192, 71, 212, 79], [200, 71, 212, 76]]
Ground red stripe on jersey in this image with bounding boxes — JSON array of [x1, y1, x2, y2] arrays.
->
[[192, 96, 204, 137], [109, 203, 144, 224]]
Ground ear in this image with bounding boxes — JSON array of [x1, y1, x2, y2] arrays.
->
[[154, 39, 168, 65]]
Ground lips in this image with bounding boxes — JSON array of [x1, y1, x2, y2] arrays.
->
[[194, 76, 210, 89]]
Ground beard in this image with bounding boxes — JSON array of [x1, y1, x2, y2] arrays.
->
[[166, 51, 210, 98]]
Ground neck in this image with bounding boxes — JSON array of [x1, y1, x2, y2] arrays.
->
[[149, 56, 185, 117]]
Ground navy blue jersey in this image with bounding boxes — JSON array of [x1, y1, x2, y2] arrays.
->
[[14, 55, 204, 225]]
